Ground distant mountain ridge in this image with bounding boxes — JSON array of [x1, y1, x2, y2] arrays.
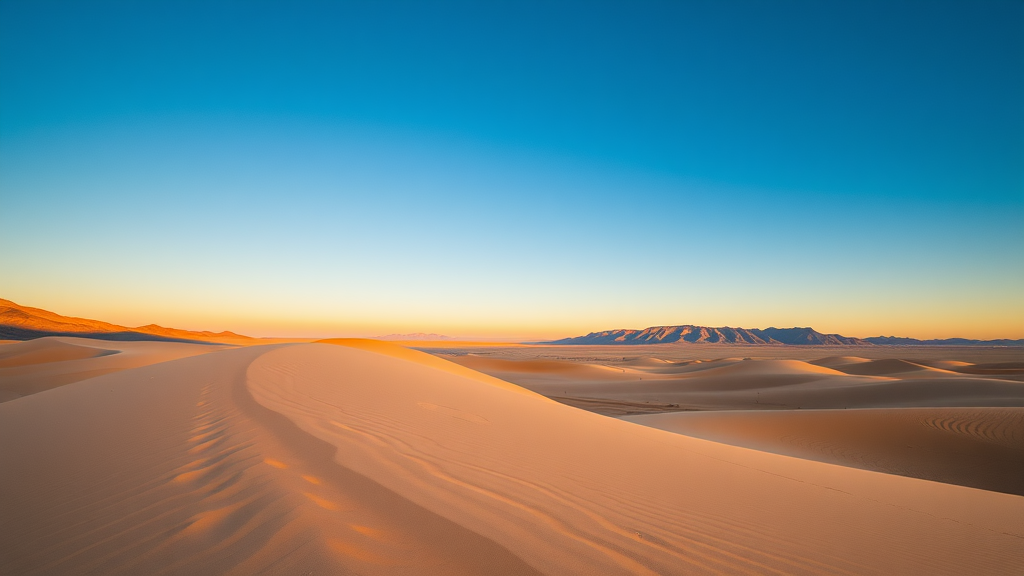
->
[[374, 333, 453, 341], [0, 298, 252, 344], [549, 325, 1024, 346], [863, 336, 1024, 347], [549, 325, 866, 346]]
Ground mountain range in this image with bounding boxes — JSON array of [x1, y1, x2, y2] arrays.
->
[[374, 333, 453, 341], [548, 325, 1024, 347], [0, 298, 252, 344]]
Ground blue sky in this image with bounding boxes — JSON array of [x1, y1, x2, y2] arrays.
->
[[1, 0, 1022, 338]]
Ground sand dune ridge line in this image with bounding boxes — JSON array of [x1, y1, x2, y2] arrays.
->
[[244, 343, 1024, 575]]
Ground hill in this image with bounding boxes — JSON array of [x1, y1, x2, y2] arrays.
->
[[374, 333, 453, 341], [865, 336, 1024, 347], [0, 298, 252, 344], [547, 325, 869, 346], [549, 325, 1024, 346]]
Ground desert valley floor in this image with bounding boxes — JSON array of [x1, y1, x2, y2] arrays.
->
[[1, 337, 1022, 575]]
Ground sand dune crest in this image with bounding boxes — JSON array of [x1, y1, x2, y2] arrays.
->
[[0, 345, 542, 575], [0, 338, 118, 368], [0, 337, 224, 403], [247, 343, 1024, 575]]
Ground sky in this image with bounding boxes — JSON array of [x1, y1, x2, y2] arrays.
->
[[1, 0, 1022, 340]]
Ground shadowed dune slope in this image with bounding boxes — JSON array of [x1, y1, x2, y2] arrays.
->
[[807, 356, 872, 368], [624, 408, 1024, 496], [682, 359, 845, 376], [0, 338, 118, 368], [947, 362, 1024, 377], [444, 355, 1024, 413], [451, 354, 631, 379], [0, 337, 225, 402], [831, 359, 946, 376]]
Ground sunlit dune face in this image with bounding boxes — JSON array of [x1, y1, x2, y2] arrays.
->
[[182, 503, 244, 536], [303, 491, 340, 511], [172, 469, 205, 483], [316, 338, 545, 397], [327, 538, 391, 564], [417, 401, 490, 424], [349, 524, 385, 539]]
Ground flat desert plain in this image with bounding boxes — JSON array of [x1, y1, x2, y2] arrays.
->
[[1, 337, 1023, 574]]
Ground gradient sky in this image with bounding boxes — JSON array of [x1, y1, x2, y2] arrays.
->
[[1, 0, 1022, 339]]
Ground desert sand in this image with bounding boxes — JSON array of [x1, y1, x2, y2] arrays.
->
[[443, 350, 1024, 414], [2, 338, 1023, 574], [623, 407, 1024, 496], [445, 349, 1024, 493], [0, 337, 227, 403]]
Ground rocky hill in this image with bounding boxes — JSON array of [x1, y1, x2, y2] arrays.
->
[[548, 325, 868, 345], [549, 325, 1024, 346]]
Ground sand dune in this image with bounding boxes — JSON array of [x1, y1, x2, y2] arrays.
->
[[624, 408, 1024, 496], [444, 354, 1024, 413], [619, 357, 674, 367], [830, 358, 947, 376], [0, 345, 537, 575], [387, 340, 528, 348], [0, 337, 224, 402], [946, 361, 1024, 378], [431, 342, 1024, 365], [808, 356, 872, 368], [911, 359, 972, 369], [683, 359, 841, 375], [3, 341, 1023, 574], [453, 354, 632, 378], [618, 358, 749, 376], [0, 338, 119, 368]]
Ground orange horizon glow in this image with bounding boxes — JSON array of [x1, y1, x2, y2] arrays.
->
[[4, 293, 1022, 342]]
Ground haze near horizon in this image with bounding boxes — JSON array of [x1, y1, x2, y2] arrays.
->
[[1, 0, 1022, 339]]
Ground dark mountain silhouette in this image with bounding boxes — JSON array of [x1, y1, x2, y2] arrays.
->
[[549, 325, 1024, 346], [864, 336, 1024, 347], [548, 325, 867, 345]]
